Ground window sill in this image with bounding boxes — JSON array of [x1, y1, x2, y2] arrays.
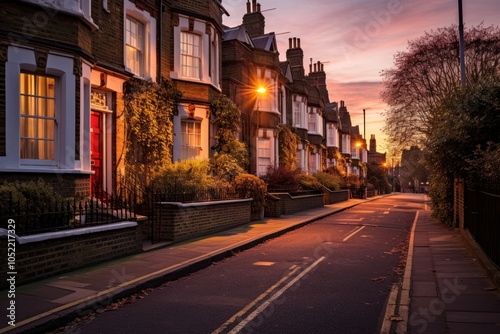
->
[[0, 167, 93, 175]]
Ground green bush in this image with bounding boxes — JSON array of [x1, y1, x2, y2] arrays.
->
[[153, 159, 216, 190], [0, 179, 68, 233], [314, 172, 341, 191], [233, 174, 267, 208], [297, 174, 323, 191], [0, 179, 63, 212], [210, 152, 244, 182]]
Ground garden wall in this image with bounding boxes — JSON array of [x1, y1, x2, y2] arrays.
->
[[323, 189, 349, 204], [269, 192, 324, 215], [154, 199, 252, 243], [0, 222, 142, 289]]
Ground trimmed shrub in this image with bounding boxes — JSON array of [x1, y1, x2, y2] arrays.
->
[[314, 172, 341, 191], [233, 174, 267, 208], [264, 165, 300, 192]]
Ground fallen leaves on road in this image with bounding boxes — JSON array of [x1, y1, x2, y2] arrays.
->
[[390, 315, 404, 322], [371, 276, 387, 282]]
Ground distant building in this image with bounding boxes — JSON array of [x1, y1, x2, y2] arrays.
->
[[368, 134, 386, 165]]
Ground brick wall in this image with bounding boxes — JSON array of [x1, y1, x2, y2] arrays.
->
[[0, 223, 142, 289], [91, 0, 124, 67], [155, 199, 252, 242], [0, 173, 91, 198], [0, 2, 93, 55], [270, 192, 324, 215], [323, 189, 349, 204]]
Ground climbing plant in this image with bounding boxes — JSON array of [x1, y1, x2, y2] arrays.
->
[[278, 125, 300, 170], [123, 78, 181, 178], [211, 94, 249, 175]]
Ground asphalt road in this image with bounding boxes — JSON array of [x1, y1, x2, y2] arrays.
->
[[59, 193, 426, 334]]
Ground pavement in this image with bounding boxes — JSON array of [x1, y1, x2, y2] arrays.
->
[[1, 194, 500, 334]]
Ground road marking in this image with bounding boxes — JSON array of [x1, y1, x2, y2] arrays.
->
[[342, 226, 366, 242], [212, 257, 325, 334]]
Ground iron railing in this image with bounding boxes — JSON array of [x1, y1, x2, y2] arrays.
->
[[0, 186, 136, 236], [465, 182, 500, 268]]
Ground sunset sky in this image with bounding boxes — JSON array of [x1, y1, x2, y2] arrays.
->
[[221, 0, 499, 153]]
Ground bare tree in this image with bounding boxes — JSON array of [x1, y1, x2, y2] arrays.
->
[[381, 24, 500, 150]]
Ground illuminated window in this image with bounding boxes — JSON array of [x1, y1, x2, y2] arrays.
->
[[181, 120, 201, 159], [181, 32, 201, 79], [257, 137, 271, 176], [19, 73, 56, 160], [125, 16, 144, 76]]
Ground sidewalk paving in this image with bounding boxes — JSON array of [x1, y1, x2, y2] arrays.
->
[[1, 195, 499, 333], [405, 210, 500, 334]]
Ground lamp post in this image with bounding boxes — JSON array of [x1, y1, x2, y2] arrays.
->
[[458, 0, 466, 87]]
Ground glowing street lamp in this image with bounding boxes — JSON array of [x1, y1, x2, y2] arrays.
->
[[256, 86, 267, 94]]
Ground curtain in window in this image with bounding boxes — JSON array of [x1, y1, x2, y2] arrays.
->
[[181, 32, 201, 79], [181, 120, 201, 159], [126, 16, 144, 76], [19, 73, 56, 160]]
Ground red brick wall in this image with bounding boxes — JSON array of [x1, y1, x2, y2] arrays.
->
[[0, 223, 142, 289], [155, 199, 252, 242]]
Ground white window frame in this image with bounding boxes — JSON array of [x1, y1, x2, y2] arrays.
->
[[180, 31, 202, 79], [2, 45, 91, 171], [19, 72, 57, 162], [257, 137, 271, 176], [124, 0, 156, 81], [308, 110, 316, 132], [181, 119, 202, 160], [125, 16, 144, 77], [327, 123, 338, 147]]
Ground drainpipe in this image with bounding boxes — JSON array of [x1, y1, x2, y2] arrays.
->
[[157, 0, 163, 82]]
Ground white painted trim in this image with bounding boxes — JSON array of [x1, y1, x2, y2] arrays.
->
[[1, 45, 91, 173], [0, 221, 138, 245]]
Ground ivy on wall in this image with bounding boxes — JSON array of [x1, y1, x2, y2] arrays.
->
[[123, 78, 181, 177], [278, 125, 300, 170]]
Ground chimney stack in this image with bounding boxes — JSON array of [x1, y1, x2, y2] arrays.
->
[[370, 134, 376, 152], [243, 0, 265, 37]]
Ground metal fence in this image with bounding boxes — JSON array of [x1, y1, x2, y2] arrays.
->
[[465, 182, 500, 268], [0, 187, 136, 236]]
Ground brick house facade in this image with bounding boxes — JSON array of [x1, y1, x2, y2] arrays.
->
[[0, 0, 226, 197]]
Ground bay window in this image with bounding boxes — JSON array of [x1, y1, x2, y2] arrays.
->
[[19, 73, 56, 160]]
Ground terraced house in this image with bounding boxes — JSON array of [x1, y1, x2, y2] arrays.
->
[[0, 0, 227, 197]]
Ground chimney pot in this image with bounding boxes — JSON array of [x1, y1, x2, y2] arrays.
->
[[314, 63, 317, 72], [257, 3, 261, 12], [309, 64, 312, 73], [252, 0, 257, 12], [289, 38, 292, 49], [293, 37, 297, 48], [297, 38, 301, 48], [246, 0, 251, 13]]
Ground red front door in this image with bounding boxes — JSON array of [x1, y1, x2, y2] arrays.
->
[[90, 111, 103, 190]]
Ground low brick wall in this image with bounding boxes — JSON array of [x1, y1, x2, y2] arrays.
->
[[155, 199, 252, 243], [0, 222, 142, 289], [323, 189, 349, 204], [269, 192, 324, 215]]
